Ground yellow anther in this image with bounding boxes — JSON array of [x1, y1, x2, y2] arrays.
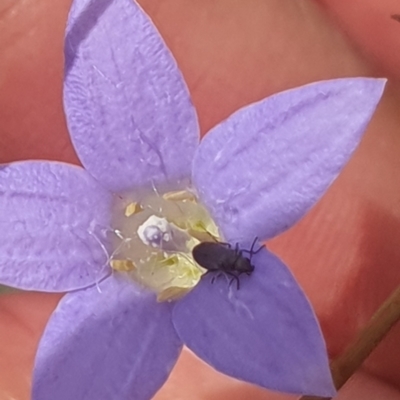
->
[[187, 220, 220, 242], [125, 202, 143, 217], [110, 259, 136, 271], [157, 254, 179, 267], [162, 190, 196, 202], [157, 286, 191, 302]]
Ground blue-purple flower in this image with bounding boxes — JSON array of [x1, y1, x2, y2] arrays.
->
[[0, 0, 385, 399]]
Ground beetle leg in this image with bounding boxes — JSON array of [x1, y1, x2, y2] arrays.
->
[[226, 272, 240, 290], [211, 271, 223, 284], [203, 270, 213, 281]]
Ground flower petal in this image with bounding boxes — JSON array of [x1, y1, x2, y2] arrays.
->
[[32, 275, 182, 400], [193, 78, 385, 241], [0, 161, 112, 292], [173, 246, 335, 397], [64, 0, 199, 192]]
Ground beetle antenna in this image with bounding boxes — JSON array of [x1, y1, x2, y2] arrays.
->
[[241, 237, 265, 260]]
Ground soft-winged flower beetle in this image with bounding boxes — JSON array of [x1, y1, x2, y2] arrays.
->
[[192, 237, 264, 289]]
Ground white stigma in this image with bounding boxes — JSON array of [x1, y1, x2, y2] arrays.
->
[[138, 215, 170, 247], [137, 215, 189, 252]]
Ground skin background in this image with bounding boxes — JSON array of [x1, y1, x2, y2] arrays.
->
[[0, 0, 400, 399]]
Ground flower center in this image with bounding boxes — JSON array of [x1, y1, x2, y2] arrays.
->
[[110, 190, 220, 301]]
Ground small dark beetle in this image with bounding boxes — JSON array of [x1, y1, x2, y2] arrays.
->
[[192, 237, 264, 289]]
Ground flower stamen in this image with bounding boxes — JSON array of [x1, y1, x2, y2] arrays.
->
[[110, 259, 136, 272], [125, 202, 143, 217], [110, 189, 220, 301]]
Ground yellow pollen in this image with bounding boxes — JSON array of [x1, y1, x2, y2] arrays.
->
[[162, 190, 196, 202], [110, 259, 136, 271], [124, 202, 143, 217], [187, 220, 219, 242], [157, 286, 191, 302]]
